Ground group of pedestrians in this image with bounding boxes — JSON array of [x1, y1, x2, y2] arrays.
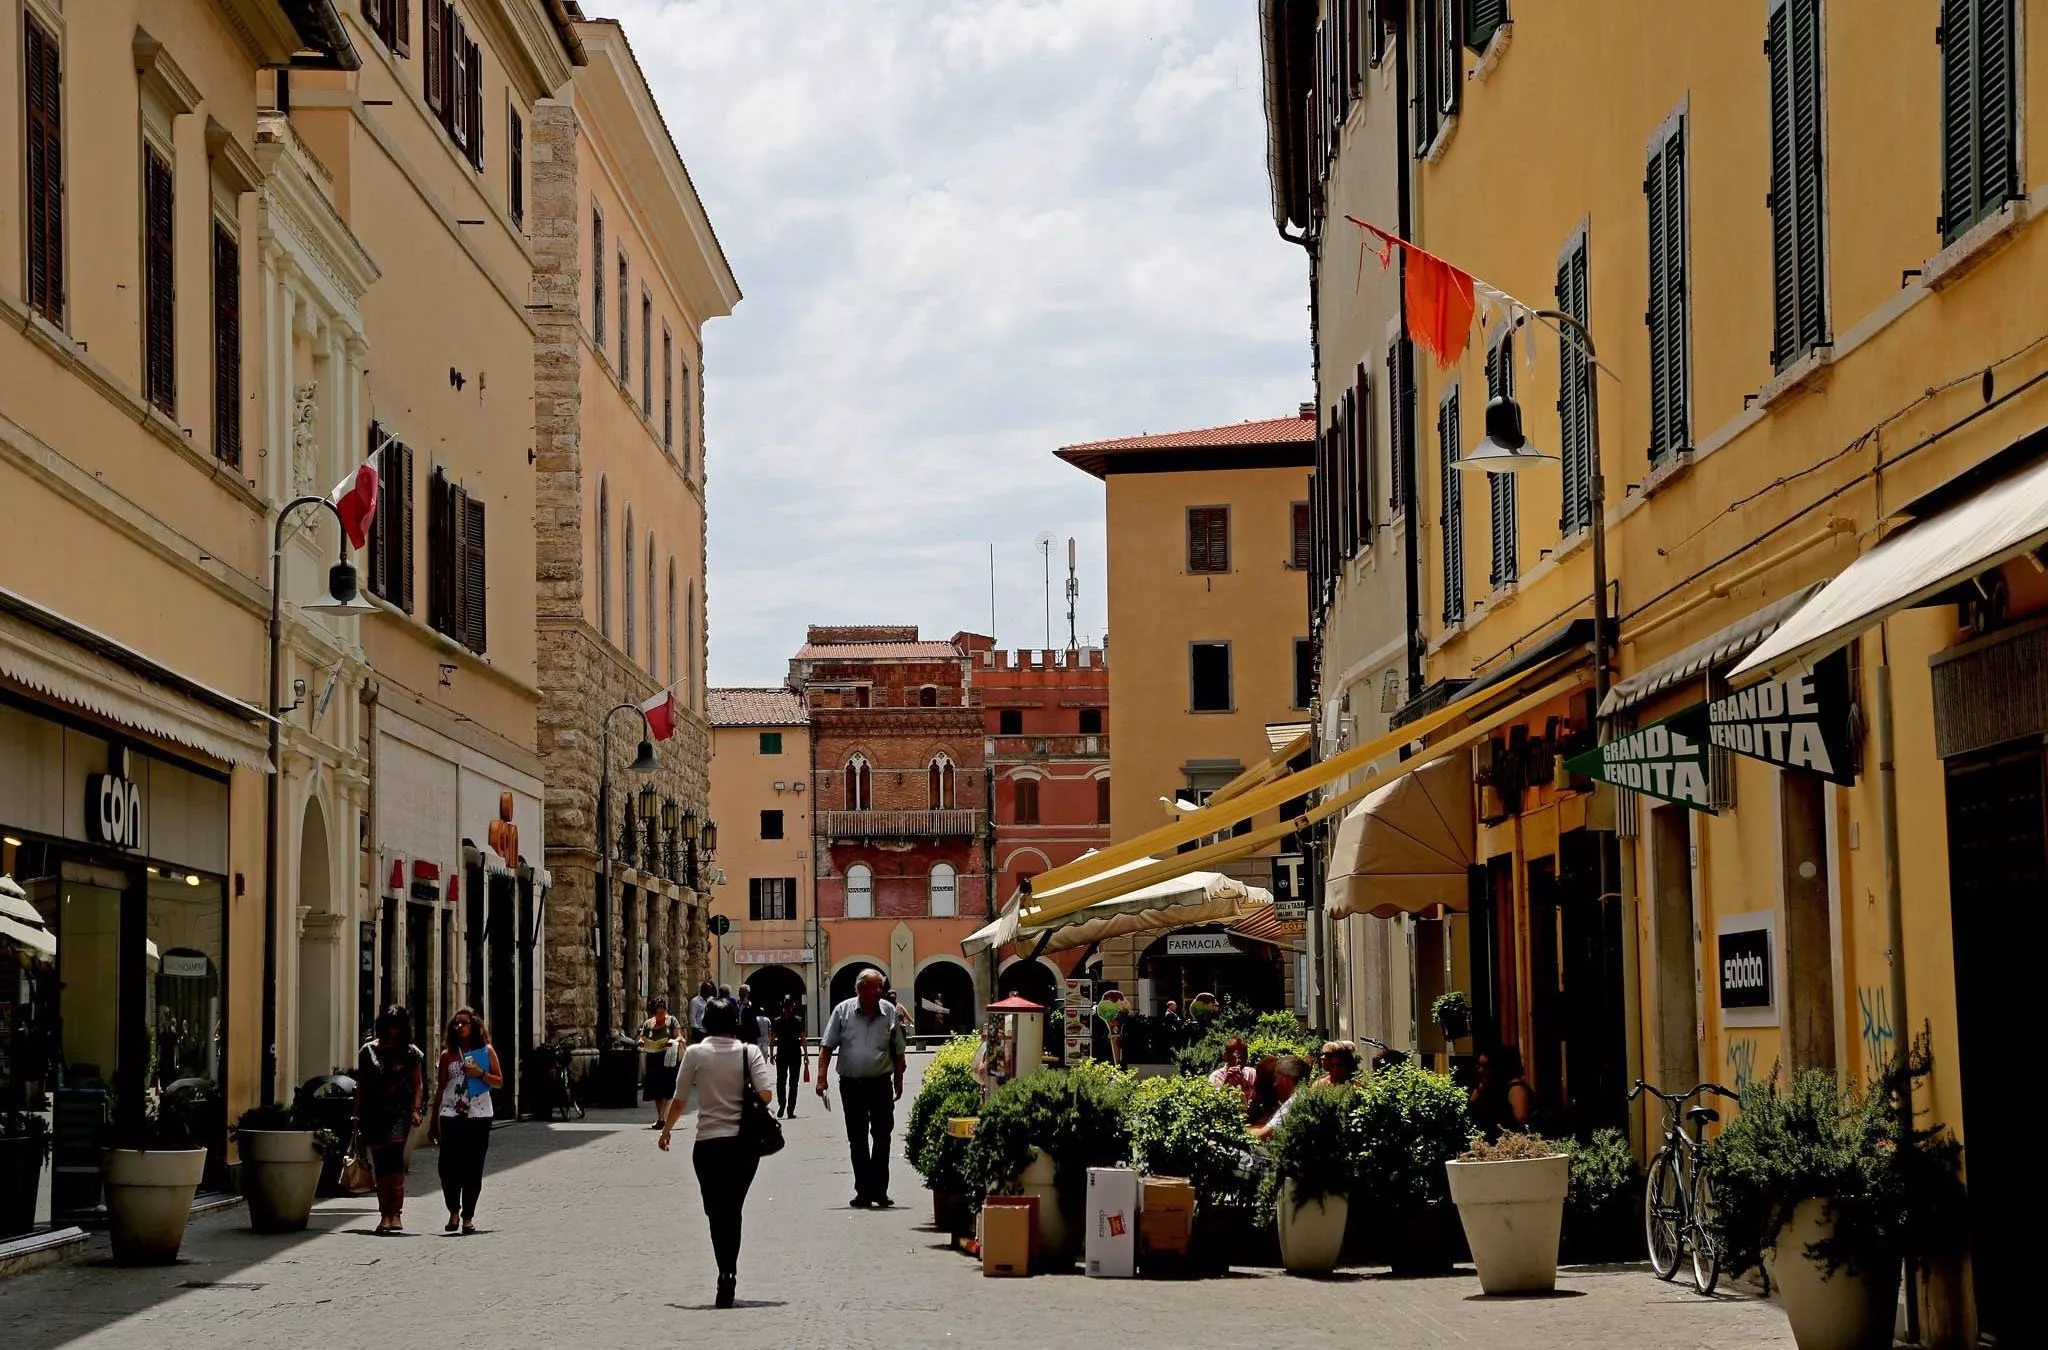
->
[[348, 1002, 502, 1236]]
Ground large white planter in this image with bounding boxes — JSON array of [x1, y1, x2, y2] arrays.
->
[[1277, 1180, 1348, 1274], [1018, 1148, 1072, 1266], [1763, 1198, 1899, 1350], [1446, 1153, 1568, 1294], [238, 1131, 323, 1233], [104, 1148, 207, 1265]]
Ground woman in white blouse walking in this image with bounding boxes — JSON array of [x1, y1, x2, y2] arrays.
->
[[659, 996, 774, 1308]]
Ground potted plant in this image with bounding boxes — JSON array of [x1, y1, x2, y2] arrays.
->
[[1561, 1127, 1639, 1262], [904, 1035, 982, 1233], [1447, 1131, 1570, 1293], [1, 1110, 52, 1240], [964, 1063, 1134, 1268], [1706, 1039, 1964, 1350], [104, 1096, 210, 1265], [1125, 1074, 1259, 1271], [1430, 991, 1473, 1044], [1266, 1083, 1358, 1274], [1350, 1061, 1472, 1274], [233, 1103, 334, 1234]]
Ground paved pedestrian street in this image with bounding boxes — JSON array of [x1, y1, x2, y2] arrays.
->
[[0, 1058, 1798, 1350]]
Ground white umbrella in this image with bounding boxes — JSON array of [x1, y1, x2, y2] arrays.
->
[[961, 855, 1269, 956]]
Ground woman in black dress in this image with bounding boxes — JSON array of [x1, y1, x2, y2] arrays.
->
[[352, 1004, 425, 1233], [636, 997, 682, 1129]]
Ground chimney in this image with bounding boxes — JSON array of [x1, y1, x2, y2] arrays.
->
[[1298, 402, 1316, 420]]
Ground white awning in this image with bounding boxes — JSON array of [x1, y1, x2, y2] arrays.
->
[[961, 856, 1269, 957], [1735, 455, 2048, 681], [1601, 584, 1823, 717], [0, 915, 55, 957], [1325, 755, 1476, 919]]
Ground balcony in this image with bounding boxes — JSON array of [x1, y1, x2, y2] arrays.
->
[[815, 809, 983, 839], [988, 733, 1107, 761]]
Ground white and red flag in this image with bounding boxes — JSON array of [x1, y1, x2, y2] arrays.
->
[[329, 448, 382, 551], [639, 686, 679, 742]]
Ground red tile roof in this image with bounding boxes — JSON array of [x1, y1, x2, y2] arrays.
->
[[1056, 412, 1318, 478], [793, 641, 961, 661], [707, 687, 809, 727]]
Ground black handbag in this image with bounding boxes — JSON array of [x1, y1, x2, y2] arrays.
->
[[738, 1047, 784, 1158]]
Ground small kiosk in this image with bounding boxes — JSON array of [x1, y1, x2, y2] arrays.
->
[[983, 995, 1048, 1087]]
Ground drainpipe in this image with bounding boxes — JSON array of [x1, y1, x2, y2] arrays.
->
[[1395, 12, 1422, 703], [1874, 627, 1919, 1345]]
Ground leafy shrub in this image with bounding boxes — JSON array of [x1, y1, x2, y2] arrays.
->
[[1172, 1007, 1315, 1077], [0, 1111, 52, 1162], [1125, 1074, 1257, 1212], [1429, 990, 1472, 1040], [1265, 1083, 1358, 1211], [1460, 1130, 1561, 1161], [904, 1035, 982, 1196], [1349, 1061, 1470, 1215], [233, 1101, 340, 1156], [1705, 1037, 1964, 1280], [965, 1067, 1135, 1210], [1564, 1128, 1637, 1220]]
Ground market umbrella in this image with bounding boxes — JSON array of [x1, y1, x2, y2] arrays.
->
[[961, 855, 1269, 956]]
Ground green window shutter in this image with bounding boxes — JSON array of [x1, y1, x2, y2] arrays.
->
[[1766, 0, 1799, 366], [1465, 0, 1508, 52], [1440, 390, 1464, 625], [1789, 0, 1826, 354], [1944, 0, 2017, 241], [1488, 472, 1516, 588], [1975, 0, 2017, 222], [1351, 364, 1373, 541], [1555, 239, 1591, 534], [1647, 118, 1689, 463], [1941, 0, 1977, 237]]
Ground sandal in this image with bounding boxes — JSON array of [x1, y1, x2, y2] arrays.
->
[[445, 1216, 460, 1233], [461, 1222, 478, 1236]]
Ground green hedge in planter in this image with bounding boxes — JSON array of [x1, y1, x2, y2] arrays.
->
[[1171, 1008, 1315, 1077], [1265, 1083, 1358, 1212], [232, 1103, 338, 1157], [964, 1067, 1135, 1210], [1559, 1127, 1640, 1259], [1125, 1074, 1258, 1212], [904, 1035, 983, 1197], [1349, 1061, 1469, 1216]]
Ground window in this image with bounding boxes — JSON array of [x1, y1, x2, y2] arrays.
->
[[623, 506, 636, 659], [760, 809, 784, 841], [365, 424, 415, 611], [680, 357, 694, 474], [1348, 365, 1373, 550], [23, 16, 63, 326], [1293, 638, 1315, 710], [143, 147, 176, 416], [759, 731, 784, 755], [641, 290, 653, 413], [596, 477, 611, 637], [427, 468, 487, 652], [929, 863, 957, 917], [1556, 230, 1595, 535], [212, 223, 241, 467], [1413, 0, 1459, 153], [1290, 501, 1312, 568], [591, 206, 604, 344], [508, 102, 524, 226], [662, 324, 674, 451], [930, 754, 956, 810], [844, 755, 872, 810], [363, 0, 411, 54], [1014, 779, 1040, 825], [1766, 0, 1827, 368], [1484, 333, 1518, 588], [1464, 0, 1508, 51], [645, 532, 656, 675], [666, 559, 677, 687], [845, 864, 873, 919], [1095, 777, 1111, 825], [1940, 0, 2018, 242], [1438, 387, 1466, 625], [1187, 506, 1230, 573], [424, 3, 482, 170], [1387, 339, 1414, 515], [998, 709, 1023, 736], [1647, 111, 1691, 463], [749, 877, 795, 922], [617, 249, 629, 378], [1190, 642, 1232, 712], [918, 685, 939, 707], [1078, 708, 1103, 735]]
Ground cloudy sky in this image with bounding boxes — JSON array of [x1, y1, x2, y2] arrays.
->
[[603, 0, 1311, 685]]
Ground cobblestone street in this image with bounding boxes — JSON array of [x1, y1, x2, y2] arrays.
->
[[0, 1057, 1803, 1350]]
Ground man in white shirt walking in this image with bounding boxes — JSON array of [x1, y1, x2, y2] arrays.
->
[[817, 969, 907, 1208]]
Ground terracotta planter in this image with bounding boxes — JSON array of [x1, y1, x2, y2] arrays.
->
[[0, 1135, 45, 1239], [1447, 1154, 1569, 1294], [104, 1148, 206, 1265], [238, 1131, 323, 1233], [1277, 1180, 1348, 1274], [1763, 1198, 1900, 1350]]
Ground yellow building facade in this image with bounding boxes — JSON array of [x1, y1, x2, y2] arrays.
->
[[706, 688, 816, 1030], [1264, 1, 2042, 1339]]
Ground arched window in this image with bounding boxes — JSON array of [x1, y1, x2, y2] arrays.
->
[[929, 862, 957, 917], [596, 478, 611, 638], [623, 505, 636, 659], [1014, 777, 1040, 824], [846, 863, 873, 919], [918, 685, 938, 707], [644, 530, 656, 674], [929, 753, 956, 809], [845, 754, 872, 810], [666, 559, 678, 689]]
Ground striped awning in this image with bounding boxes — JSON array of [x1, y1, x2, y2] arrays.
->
[[1599, 584, 1823, 718], [1228, 900, 1305, 948]]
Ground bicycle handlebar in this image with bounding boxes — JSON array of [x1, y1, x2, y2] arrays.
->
[[1628, 1078, 1736, 1106]]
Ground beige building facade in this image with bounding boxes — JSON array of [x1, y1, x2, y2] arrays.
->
[[706, 688, 815, 1029]]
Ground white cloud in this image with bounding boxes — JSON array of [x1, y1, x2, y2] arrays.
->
[[602, 0, 1309, 682]]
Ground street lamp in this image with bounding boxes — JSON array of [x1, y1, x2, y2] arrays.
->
[[262, 496, 376, 1103], [597, 703, 660, 1044], [660, 797, 680, 879]]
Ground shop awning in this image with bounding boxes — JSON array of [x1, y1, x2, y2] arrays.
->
[[962, 859, 1269, 957], [1228, 898, 1305, 948], [0, 915, 55, 957], [1325, 754, 1476, 919], [1024, 671, 1587, 921], [1600, 583, 1823, 717], [1735, 454, 2048, 681]]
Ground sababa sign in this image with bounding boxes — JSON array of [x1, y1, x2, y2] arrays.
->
[[1708, 650, 1855, 785], [1563, 708, 1714, 812], [1716, 923, 1774, 1012]]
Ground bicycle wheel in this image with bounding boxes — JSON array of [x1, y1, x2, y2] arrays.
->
[[1688, 1164, 1721, 1295], [1644, 1150, 1684, 1280]]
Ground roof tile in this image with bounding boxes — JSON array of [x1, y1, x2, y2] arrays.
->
[[707, 687, 809, 727]]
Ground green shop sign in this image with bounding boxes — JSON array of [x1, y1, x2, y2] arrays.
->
[[1706, 650, 1856, 785], [1564, 706, 1715, 812]]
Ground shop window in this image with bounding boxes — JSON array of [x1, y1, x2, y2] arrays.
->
[[1190, 642, 1232, 712], [1187, 506, 1230, 574], [759, 731, 783, 755], [1780, 772, 1837, 1072], [1014, 778, 1040, 825], [845, 864, 873, 919], [24, 15, 64, 326], [1078, 708, 1102, 734], [365, 425, 415, 612], [1649, 805, 1702, 1092], [929, 863, 957, 917], [760, 809, 784, 841], [999, 709, 1023, 736]]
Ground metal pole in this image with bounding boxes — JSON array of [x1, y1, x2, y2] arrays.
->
[[1874, 638, 1919, 1342], [596, 720, 613, 1048]]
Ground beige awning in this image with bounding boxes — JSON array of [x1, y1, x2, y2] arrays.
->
[[0, 915, 55, 957], [1325, 754, 1476, 919], [961, 858, 1269, 957]]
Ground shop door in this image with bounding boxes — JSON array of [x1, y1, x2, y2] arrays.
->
[[487, 874, 517, 1116], [1942, 743, 2039, 1343], [1531, 834, 1628, 1137], [405, 904, 432, 1048]]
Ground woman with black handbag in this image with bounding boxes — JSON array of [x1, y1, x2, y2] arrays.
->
[[658, 996, 775, 1308]]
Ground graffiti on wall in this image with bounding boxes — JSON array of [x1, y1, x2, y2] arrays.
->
[[1858, 984, 1895, 1076], [1724, 1036, 1760, 1093]]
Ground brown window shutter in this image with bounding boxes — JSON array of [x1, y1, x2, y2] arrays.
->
[[1291, 501, 1312, 569], [365, 422, 388, 597], [397, 443, 416, 613], [394, 0, 411, 56], [428, 468, 453, 635], [448, 17, 469, 146], [467, 37, 483, 169], [25, 18, 63, 325], [423, 2, 444, 112], [449, 480, 470, 641], [212, 224, 240, 467], [1209, 507, 1230, 572], [509, 108, 524, 224], [143, 149, 176, 416], [1186, 509, 1206, 572], [462, 494, 487, 653]]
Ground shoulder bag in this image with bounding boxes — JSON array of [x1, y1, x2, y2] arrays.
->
[[737, 1046, 784, 1158], [338, 1129, 377, 1193]]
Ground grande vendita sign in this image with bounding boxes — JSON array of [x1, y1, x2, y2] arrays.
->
[[1706, 650, 1856, 785]]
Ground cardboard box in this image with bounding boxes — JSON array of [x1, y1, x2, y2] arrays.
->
[[1086, 1167, 1139, 1278], [980, 1195, 1038, 1277], [1139, 1175, 1196, 1259]]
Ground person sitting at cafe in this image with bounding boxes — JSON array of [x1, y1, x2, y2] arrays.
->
[[1207, 1035, 1256, 1108], [1250, 1056, 1310, 1141], [1313, 1040, 1360, 1088]]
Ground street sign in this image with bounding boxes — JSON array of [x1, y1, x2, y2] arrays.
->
[[1270, 852, 1304, 903], [708, 914, 731, 936], [1564, 703, 1716, 812], [1274, 899, 1306, 923], [1708, 650, 1855, 784]]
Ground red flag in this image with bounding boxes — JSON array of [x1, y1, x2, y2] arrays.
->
[[1349, 218, 1478, 369], [329, 448, 382, 551], [639, 687, 678, 742]]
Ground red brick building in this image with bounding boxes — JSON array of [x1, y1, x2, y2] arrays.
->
[[978, 646, 1111, 1005], [799, 626, 992, 1034]]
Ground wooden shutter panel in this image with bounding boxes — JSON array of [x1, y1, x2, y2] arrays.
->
[[1466, 0, 1508, 51], [1766, 0, 1799, 366], [1646, 138, 1671, 458], [428, 468, 453, 634], [424, 1, 445, 112], [144, 149, 176, 415], [467, 36, 484, 169], [1386, 341, 1406, 514], [1976, 0, 2017, 219], [1439, 0, 1461, 115], [25, 20, 63, 324], [398, 444, 416, 613], [1556, 240, 1591, 534], [394, 0, 411, 55], [448, 481, 470, 642], [1788, 0, 1824, 356], [448, 16, 469, 147], [1352, 364, 1373, 540], [1439, 391, 1463, 624], [1488, 472, 1516, 588], [1292, 501, 1312, 568], [213, 224, 241, 467], [462, 494, 487, 653], [1657, 124, 1688, 457], [366, 423, 388, 597]]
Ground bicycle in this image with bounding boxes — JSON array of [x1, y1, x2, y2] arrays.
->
[[1627, 1078, 1733, 1294], [528, 1034, 585, 1122]]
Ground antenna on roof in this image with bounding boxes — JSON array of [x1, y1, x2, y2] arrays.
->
[[1034, 532, 1056, 649], [1065, 537, 1079, 655]]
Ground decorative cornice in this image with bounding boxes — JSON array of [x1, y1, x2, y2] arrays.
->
[[134, 28, 203, 117], [255, 114, 380, 313], [208, 0, 310, 67], [206, 117, 264, 195]]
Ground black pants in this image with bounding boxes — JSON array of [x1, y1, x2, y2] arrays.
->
[[437, 1117, 491, 1220], [692, 1136, 760, 1278], [776, 1055, 803, 1113], [840, 1076, 894, 1201]]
